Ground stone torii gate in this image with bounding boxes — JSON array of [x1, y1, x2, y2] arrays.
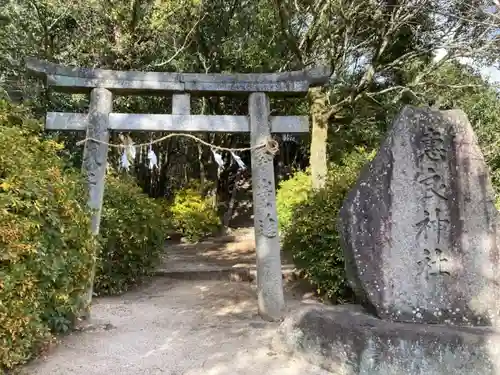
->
[[26, 58, 330, 321]]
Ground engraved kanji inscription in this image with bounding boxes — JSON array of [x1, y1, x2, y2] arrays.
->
[[434, 208, 449, 244], [417, 248, 451, 277], [254, 178, 278, 238], [421, 126, 446, 162], [418, 167, 448, 200], [415, 210, 432, 240], [415, 208, 449, 243]]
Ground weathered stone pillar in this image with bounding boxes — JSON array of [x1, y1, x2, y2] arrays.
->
[[82, 88, 112, 316], [249, 92, 285, 321], [172, 93, 191, 114]]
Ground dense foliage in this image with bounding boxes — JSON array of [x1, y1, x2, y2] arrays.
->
[[0, 101, 94, 369], [94, 173, 171, 295], [169, 183, 221, 243], [276, 169, 311, 233], [278, 148, 375, 302], [2, 0, 498, 194], [0, 102, 172, 369]]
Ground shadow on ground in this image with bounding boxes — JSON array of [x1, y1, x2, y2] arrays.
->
[[24, 279, 330, 375], [159, 227, 295, 274]]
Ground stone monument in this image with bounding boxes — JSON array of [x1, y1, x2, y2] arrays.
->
[[275, 106, 500, 374], [337, 105, 500, 327]]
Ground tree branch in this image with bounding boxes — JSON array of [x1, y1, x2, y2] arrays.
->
[[273, 0, 304, 66], [153, 13, 206, 68]]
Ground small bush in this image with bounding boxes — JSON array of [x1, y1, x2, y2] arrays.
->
[[94, 174, 170, 295], [276, 169, 311, 233], [279, 148, 375, 302], [170, 183, 220, 243], [0, 100, 94, 370]]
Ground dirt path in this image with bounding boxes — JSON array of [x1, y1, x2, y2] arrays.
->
[[158, 227, 295, 275], [24, 278, 331, 375]]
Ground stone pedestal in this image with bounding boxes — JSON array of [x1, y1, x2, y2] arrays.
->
[[275, 304, 500, 375]]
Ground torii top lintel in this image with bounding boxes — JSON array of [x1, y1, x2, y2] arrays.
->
[[25, 58, 331, 95]]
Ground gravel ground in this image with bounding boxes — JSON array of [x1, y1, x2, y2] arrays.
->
[[23, 278, 332, 375]]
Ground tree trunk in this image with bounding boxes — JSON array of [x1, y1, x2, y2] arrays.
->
[[308, 87, 328, 190], [223, 169, 242, 228], [198, 141, 206, 189]]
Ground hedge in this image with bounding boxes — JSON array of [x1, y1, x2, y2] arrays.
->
[[277, 148, 375, 302], [0, 101, 95, 369], [95, 173, 170, 295], [0, 101, 170, 370]]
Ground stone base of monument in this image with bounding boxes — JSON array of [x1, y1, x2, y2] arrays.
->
[[274, 304, 500, 375]]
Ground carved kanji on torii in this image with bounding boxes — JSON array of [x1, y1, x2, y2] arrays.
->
[[26, 58, 331, 321]]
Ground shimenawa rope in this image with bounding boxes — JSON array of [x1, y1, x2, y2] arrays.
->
[[76, 133, 279, 155]]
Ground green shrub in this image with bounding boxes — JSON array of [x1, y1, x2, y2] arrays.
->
[[170, 183, 220, 243], [277, 169, 311, 233], [0, 100, 94, 369], [279, 148, 375, 302], [94, 174, 170, 295]]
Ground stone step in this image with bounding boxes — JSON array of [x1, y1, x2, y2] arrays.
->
[[154, 265, 301, 283]]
